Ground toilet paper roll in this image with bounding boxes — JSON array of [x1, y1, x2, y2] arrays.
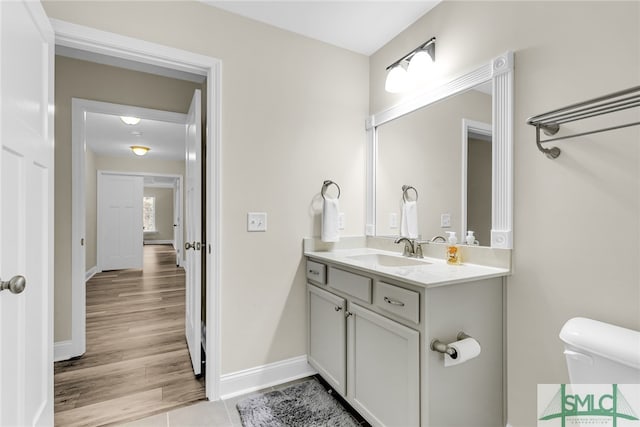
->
[[444, 337, 481, 367]]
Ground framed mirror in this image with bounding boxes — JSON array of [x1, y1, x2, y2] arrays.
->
[[365, 52, 513, 249]]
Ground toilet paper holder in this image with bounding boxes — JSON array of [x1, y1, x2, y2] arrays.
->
[[430, 332, 472, 359]]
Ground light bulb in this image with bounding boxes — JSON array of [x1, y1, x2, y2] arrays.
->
[[407, 50, 434, 82], [130, 145, 150, 156], [385, 65, 409, 93], [120, 116, 141, 125]]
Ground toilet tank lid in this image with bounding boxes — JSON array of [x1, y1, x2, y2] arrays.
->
[[560, 317, 640, 370]]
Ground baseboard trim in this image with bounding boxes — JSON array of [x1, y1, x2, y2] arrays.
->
[[219, 355, 316, 400], [144, 239, 174, 245], [54, 340, 80, 362], [85, 266, 98, 281]]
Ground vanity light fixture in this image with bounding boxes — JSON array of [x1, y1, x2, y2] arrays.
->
[[120, 116, 141, 125], [130, 145, 150, 156], [385, 37, 436, 93]]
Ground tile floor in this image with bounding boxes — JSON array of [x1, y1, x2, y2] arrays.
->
[[120, 376, 369, 427]]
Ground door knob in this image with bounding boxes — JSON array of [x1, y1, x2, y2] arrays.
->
[[1, 275, 26, 294]]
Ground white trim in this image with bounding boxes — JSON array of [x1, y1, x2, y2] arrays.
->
[[144, 239, 174, 245], [85, 266, 98, 281], [366, 51, 514, 249], [53, 340, 76, 362], [54, 19, 222, 400], [219, 356, 317, 400], [144, 183, 176, 189]]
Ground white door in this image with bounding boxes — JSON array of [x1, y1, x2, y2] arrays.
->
[[98, 173, 144, 271], [185, 89, 202, 375], [0, 1, 55, 425], [173, 180, 182, 266]]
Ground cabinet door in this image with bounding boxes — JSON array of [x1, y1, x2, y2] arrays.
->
[[348, 303, 420, 427], [308, 284, 347, 395]]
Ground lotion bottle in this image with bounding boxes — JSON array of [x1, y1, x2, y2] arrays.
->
[[446, 231, 461, 265], [466, 230, 477, 246]]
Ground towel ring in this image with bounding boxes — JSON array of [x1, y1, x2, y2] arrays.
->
[[321, 180, 341, 200], [402, 185, 418, 202]]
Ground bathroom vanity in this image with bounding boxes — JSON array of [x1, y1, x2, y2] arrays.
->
[[304, 237, 510, 427]]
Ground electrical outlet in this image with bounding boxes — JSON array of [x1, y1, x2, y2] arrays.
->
[[441, 213, 451, 228], [338, 213, 345, 230], [389, 213, 398, 229], [247, 212, 267, 232]]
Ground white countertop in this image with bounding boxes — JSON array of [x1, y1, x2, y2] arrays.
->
[[304, 247, 510, 289]]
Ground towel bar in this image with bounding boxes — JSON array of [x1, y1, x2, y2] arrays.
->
[[321, 180, 341, 200], [402, 185, 418, 202]]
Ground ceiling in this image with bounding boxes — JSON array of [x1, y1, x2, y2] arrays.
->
[[202, 1, 441, 56], [80, 2, 444, 164], [85, 112, 185, 161]]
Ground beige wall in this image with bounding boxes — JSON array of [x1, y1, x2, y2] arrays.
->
[[143, 187, 174, 242], [85, 147, 97, 270], [370, 2, 639, 425], [467, 137, 491, 246], [44, 1, 369, 371], [54, 54, 201, 341]]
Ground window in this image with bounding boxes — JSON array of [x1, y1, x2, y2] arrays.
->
[[143, 196, 156, 232]]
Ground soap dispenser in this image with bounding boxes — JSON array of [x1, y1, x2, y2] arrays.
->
[[466, 230, 477, 246], [446, 231, 461, 265]]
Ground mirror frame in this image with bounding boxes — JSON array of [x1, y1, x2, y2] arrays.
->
[[365, 51, 514, 249]]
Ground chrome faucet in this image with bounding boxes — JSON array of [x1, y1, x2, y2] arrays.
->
[[430, 235, 446, 243], [394, 237, 415, 257]]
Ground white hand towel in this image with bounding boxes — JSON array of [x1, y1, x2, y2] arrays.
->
[[400, 200, 418, 239], [321, 197, 340, 242]]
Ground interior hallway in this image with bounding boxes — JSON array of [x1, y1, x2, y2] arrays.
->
[[54, 245, 205, 426]]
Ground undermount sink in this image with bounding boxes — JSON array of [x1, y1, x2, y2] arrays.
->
[[347, 253, 431, 267]]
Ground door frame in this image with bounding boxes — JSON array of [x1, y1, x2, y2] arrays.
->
[[54, 19, 222, 400], [96, 170, 184, 271]]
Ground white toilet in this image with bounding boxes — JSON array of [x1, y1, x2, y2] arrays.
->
[[559, 317, 640, 383]]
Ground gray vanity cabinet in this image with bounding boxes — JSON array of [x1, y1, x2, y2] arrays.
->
[[347, 302, 420, 427], [307, 284, 347, 395], [307, 261, 420, 427]]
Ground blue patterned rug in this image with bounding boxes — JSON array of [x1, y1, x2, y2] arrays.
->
[[236, 378, 360, 427]]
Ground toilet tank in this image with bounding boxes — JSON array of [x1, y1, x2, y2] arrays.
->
[[559, 317, 640, 384]]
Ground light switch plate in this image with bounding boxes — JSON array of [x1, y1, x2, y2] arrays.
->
[[389, 213, 398, 229], [247, 212, 267, 232], [441, 213, 451, 228]]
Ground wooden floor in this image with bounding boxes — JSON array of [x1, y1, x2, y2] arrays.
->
[[54, 245, 205, 427]]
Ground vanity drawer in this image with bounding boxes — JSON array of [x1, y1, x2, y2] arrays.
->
[[328, 267, 372, 303], [374, 281, 419, 324], [306, 260, 326, 284]]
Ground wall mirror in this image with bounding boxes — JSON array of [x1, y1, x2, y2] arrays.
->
[[365, 52, 513, 248]]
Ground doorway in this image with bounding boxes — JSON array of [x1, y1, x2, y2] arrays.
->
[[53, 18, 221, 400]]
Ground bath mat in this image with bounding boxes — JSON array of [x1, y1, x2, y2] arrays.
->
[[236, 378, 361, 427]]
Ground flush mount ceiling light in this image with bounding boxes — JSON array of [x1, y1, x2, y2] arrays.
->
[[120, 116, 141, 125], [385, 37, 436, 94], [130, 145, 150, 156]]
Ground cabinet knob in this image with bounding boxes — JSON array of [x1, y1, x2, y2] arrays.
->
[[1, 275, 26, 294], [334, 306, 343, 312], [345, 311, 353, 318]]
